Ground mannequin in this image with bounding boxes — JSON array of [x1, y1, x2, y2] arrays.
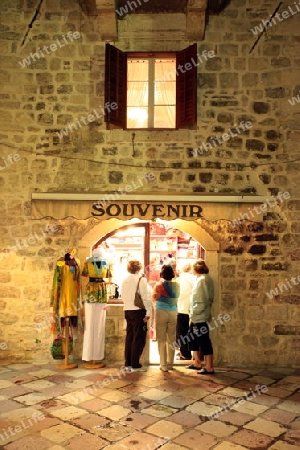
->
[[81, 246, 111, 369], [50, 248, 82, 369]]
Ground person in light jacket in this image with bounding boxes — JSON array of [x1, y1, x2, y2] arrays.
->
[[121, 260, 150, 372], [176, 263, 195, 360], [189, 259, 215, 374]]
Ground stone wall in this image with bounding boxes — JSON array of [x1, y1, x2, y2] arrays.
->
[[0, 0, 299, 366]]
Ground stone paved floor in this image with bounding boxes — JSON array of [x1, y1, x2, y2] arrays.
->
[[0, 361, 299, 450]]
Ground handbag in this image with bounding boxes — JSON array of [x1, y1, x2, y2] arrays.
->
[[50, 334, 73, 360], [134, 276, 146, 309]]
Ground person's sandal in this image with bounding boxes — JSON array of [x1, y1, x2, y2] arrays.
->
[[186, 364, 202, 370], [197, 368, 215, 375]]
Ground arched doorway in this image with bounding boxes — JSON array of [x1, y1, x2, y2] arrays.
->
[[77, 218, 220, 365]]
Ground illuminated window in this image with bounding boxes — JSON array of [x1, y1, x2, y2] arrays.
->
[[127, 58, 176, 129], [105, 44, 197, 130]]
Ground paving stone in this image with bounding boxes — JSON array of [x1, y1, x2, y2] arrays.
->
[[49, 406, 87, 421], [0, 399, 23, 413], [70, 413, 109, 431], [197, 420, 238, 437], [1, 434, 53, 449], [160, 444, 196, 450], [22, 380, 57, 391], [57, 391, 95, 405], [48, 446, 66, 450], [96, 404, 131, 420], [203, 393, 238, 408], [28, 369, 57, 379], [65, 431, 107, 449], [282, 429, 300, 445], [229, 429, 274, 449], [219, 387, 252, 398], [119, 412, 159, 429], [78, 397, 112, 412], [100, 389, 130, 403], [186, 401, 220, 417], [91, 423, 135, 442], [0, 406, 44, 422], [217, 410, 259, 426], [261, 408, 298, 424], [166, 410, 201, 427], [268, 442, 298, 450], [250, 393, 281, 407], [140, 387, 172, 401], [159, 394, 195, 409], [39, 385, 75, 398], [49, 445, 66, 450], [13, 392, 53, 406], [64, 379, 94, 389], [146, 419, 184, 439], [40, 424, 83, 443], [244, 417, 287, 437], [120, 383, 150, 395], [1, 386, 33, 398], [141, 404, 177, 418], [231, 400, 268, 416], [277, 399, 300, 414], [247, 376, 277, 386], [118, 431, 169, 450], [213, 443, 248, 450], [6, 364, 34, 371], [175, 386, 209, 400], [264, 386, 294, 398], [290, 417, 300, 430], [174, 428, 218, 449], [0, 380, 14, 389]]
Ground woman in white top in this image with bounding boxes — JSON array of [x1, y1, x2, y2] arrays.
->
[[121, 260, 150, 372]]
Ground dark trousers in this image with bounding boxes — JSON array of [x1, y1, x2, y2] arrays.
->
[[176, 313, 192, 359], [124, 309, 146, 368]]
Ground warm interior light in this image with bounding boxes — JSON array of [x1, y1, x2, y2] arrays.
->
[[127, 107, 148, 122]]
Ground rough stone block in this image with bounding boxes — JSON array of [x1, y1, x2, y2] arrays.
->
[[108, 171, 123, 183], [219, 73, 239, 88], [248, 245, 266, 254], [246, 139, 265, 151], [265, 87, 287, 98]]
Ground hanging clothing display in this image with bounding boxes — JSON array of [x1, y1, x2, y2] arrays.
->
[[81, 258, 111, 303], [50, 249, 82, 335], [81, 257, 111, 361]]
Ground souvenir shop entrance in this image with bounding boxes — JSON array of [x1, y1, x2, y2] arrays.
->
[[88, 219, 213, 366]]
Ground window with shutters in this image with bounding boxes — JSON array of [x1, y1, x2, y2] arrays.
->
[[105, 43, 197, 130]]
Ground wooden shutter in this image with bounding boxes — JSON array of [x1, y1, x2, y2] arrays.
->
[[105, 43, 127, 129], [176, 43, 197, 129]]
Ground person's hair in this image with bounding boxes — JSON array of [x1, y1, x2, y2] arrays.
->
[[160, 264, 175, 280], [127, 260, 142, 274], [193, 259, 209, 274]]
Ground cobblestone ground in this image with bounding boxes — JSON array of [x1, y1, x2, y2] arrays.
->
[[0, 362, 299, 449]]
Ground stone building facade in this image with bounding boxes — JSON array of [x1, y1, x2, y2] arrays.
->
[[0, 0, 299, 367]]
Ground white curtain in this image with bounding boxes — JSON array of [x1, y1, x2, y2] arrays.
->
[[127, 58, 176, 129], [154, 59, 176, 128], [127, 59, 149, 128]]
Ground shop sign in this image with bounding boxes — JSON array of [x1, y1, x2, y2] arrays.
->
[[91, 202, 203, 221]]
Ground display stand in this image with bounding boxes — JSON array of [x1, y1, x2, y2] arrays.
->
[[56, 317, 78, 370], [83, 360, 106, 369], [81, 257, 110, 369]]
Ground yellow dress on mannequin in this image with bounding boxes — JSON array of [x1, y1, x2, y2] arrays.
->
[[50, 248, 82, 335]]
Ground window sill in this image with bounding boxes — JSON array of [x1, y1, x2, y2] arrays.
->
[[108, 128, 191, 143]]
